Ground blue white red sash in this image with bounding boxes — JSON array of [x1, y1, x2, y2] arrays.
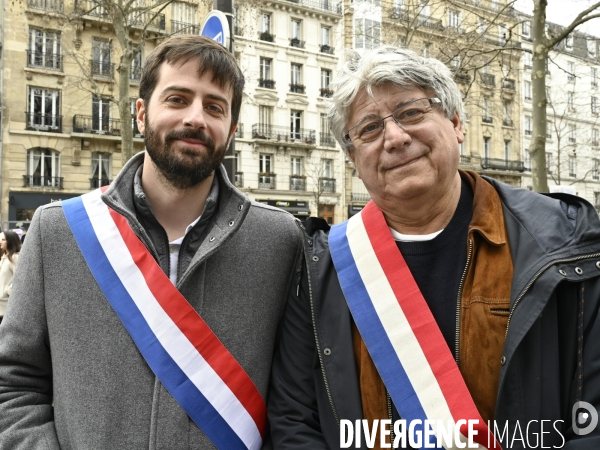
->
[[62, 188, 265, 450], [329, 201, 500, 449]]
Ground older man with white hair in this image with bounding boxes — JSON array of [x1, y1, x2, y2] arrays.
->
[[268, 47, 600, 449]]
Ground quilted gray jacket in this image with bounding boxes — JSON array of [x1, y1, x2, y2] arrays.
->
[[0, 153, 303, 449]]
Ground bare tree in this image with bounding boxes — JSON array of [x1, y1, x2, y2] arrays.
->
[[529, 0, 600, 192]]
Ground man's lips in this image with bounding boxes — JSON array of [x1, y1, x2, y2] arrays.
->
[[384, 155, 423, 171], [175, 138, 207, 148]]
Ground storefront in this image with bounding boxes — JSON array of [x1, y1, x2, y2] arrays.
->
[[348, 204, 365, 218], [8, 192, 81, 227], [256, 199, 311, 220]]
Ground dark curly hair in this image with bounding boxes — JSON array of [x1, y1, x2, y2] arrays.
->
[[2, 231, 22, 262]]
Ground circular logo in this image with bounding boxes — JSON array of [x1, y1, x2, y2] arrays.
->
[[572, 401, 598, 436]]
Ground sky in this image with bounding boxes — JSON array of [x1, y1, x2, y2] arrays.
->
[[514, 0, 600, 36]]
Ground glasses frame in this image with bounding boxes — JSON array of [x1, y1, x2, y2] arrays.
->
[[344, 97, 442, 144]]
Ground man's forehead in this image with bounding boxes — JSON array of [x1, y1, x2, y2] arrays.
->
[[348, 84, 425, 120], [156, 60, 233, 97]]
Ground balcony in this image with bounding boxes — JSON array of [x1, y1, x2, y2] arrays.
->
[[73, 115, 143, 137], [75, 0, 109, 18], [320, 44, 334, 55], [129, 10, 166, 30], [282, 0, 342, 14], [481, 158, 525, 172], [569, 137, 576, 143], [502, 78, 516, 91], [290, 84, 306, 94], [525, 129, 532, 136], [319, 177, 336, 193], [482, 116, 493, 124], [252, 124, 316, 145], [91, 60, 115, 79], [258, 79, 276, 89], [320, 88, 333, 98], [171, 20, 201, 35], [235, 172, 244, 188], [23, 175, 63, 189], [258, 173, 276, 189], [25, 112, 62, 133], [416, 14, 442, 29], [351, 176, 370, 202], [481, 73, 495, 86], [259, 31, 275, 42], [235, 123, 244, 138], [290, 175, 307, 191], [593, 171, 599, 181], [27, 51, 63, 71], [502, 118, 514, 127], [289, 38, 306, 49], [90, 178, 111, 189], [27, 0, 62, 11], [320, 132, 336, 148]]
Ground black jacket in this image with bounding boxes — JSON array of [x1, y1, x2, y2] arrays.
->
[[269, 178, 600, 449]]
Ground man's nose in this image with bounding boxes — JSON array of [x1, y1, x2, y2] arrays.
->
[[382, 116, 411, 151], [183, 101, 207, 129]]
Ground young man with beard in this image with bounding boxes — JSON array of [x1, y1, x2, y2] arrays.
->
[[0, 36, 302, 450]]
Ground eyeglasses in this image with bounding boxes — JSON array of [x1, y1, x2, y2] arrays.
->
[[344, 97, 442, 146]]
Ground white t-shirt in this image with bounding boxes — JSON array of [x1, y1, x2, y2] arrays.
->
[[168, 215, 202, 284], [389, 227, 443, 242]]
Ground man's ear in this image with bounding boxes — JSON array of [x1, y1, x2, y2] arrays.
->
[[348, 149, 359, 178], [227, 124, 238, 147], [136, 98, 146, 134], [452, 112, 465, 144]]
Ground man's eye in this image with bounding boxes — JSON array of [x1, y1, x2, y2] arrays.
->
[[166, 97, 185, 104], [397, 108, 424, 120], [207, 104, 224, 114], [359, 122, 380, 135]]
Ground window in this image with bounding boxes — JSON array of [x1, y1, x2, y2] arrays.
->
[[91, 152, 112, 188], [504, 140, 511, 161], [588, 39, 597, 56], [448, 9, 461, 29], [419, 2, 430, 17], [522, 21, 531, 39], [92, 96, 111, 132], [421, 43, 430, 58], [524, 81, 532, 100], [482, 97, 492, 123], [259, 154, 272, 173], [569, 124, 576, 143], [568, 91, 575, 110], [523, 150, 531, 170], [26, 148, 61, 187], [322, 159, 333, 178], [593, 96, 598, 114], [547, 121, 553, 139], [291, 157, 303, 176], [546, 152, 553, 174], [260, 13, 271, 33], [260, 58, 272, 81], [525, 116, 532, 136], [450, 56, 460, 68], [321, 26, 330, 46], [291, 19, 301, 40], [27, 87, 61, 132], [566, 34, 573, 50], [593, 68, 598, 87], [594, 159, 600, 180], [523, 52, 532, 69], [354, 18, 381, 49], [28, 29, 61, 70], [259, 105, 273, 126], [131, 51, 142, 81], [596, 192, 600, 211], [499, 24, 507, 44], [290, 63, 303, 93], [483, 137, 490, 159], [290, 110, 302, 139], [171, 1, 198, 33], [92, 38, 112, 77], [503, 101, 512, 126], [321, 69, 332, 96], [568, 62, 575, 81], [593, 129, 599, 146], [491, 0, 499, 10], [569, 155, 576, 177], [478, 18, 486, 34]]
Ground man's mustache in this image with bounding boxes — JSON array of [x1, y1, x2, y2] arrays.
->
[[164, 129, 215, 150]]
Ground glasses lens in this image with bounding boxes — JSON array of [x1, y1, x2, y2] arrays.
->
[[354, 121, 383, 143], [393, 99, 432, 126]]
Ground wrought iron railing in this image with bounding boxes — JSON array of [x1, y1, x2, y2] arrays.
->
[[258, 79, 276, 89], [502, 78, 515, 90], [259, 31, 275, 42], [25, 112, 62, 132], [235, 123, 244, 138], [171, 20, 200, 35], [320, 88, 333, 97], [290, 176, 306, 191], [283, 0, 342, 14], [258, 173, 276, 189], [23, 175, 63, 189], [480, 73, 495, 86], [289, 38, 306, 49], [252, 124, 316, 144], [27, 0, 63, 11], [503, 118, 514, 127], [320, 132, 336, 148], [290, 84, 306, 94], [73, 114, 143, 137], [481, 158, 525, 172], [91, 60, 114, 78], [75, 0, 109, 17], [26, 50, 63, 71], [129, 10, 166, 30], [482, 116, 493, 124], [90, 178, 111, 189], [320, 177, 336, 193], [320, 44, 334, 55], [130, 65, 142, 81]]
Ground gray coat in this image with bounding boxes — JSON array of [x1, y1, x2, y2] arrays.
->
[[0, 153, 303, 449]]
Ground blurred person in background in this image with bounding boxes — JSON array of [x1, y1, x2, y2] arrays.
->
[[0, 231, 21, 323]]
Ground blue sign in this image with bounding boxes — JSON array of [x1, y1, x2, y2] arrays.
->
[[201, 11, 231, 49]]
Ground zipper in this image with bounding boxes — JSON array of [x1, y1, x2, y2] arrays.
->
[[505, 251, 600, 338], [305, 246, 340, 426], [387, 391, 395, 446], [455, 239, 473, 366]]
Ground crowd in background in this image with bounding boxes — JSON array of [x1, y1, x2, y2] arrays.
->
[[0, 228, 23, 324]]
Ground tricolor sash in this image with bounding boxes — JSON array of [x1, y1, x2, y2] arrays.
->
[[62, 188, 265, 450], [329, 201, 500, 450]]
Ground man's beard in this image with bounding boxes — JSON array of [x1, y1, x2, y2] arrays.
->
[[144, 117, 228, 190]]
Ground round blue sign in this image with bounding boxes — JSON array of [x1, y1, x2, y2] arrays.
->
[[201, 11, 231, 49]]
